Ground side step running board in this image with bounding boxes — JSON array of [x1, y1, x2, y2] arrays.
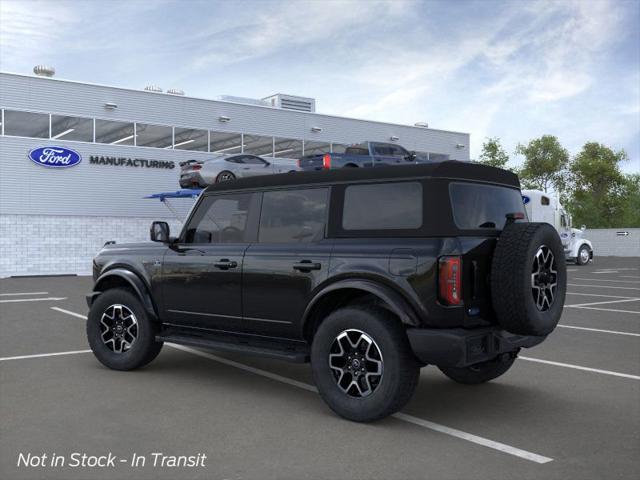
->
[[157, 333, 310, 363]]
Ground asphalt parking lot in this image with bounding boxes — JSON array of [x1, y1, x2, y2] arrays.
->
[[1, 257, 639, 480]]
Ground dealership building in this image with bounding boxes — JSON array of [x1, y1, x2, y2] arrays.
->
[[0, 69, 470, 277]]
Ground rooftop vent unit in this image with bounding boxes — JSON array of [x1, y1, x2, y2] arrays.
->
[[33, 65, 55, 77], [217, 95, 270, 107], [414, 122, 429, 128], [262, 94, 316, 113], [144, 85, 163, 93], [167, 88, 185, 96]]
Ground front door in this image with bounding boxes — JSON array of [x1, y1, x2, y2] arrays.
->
[[371, 143, 411, 166], [160, 192, 260, 331], [242, 187, 332, 338]]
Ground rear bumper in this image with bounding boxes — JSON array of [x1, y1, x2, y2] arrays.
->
[[179, 172, 205, 188], [407, 326, 546, 368]]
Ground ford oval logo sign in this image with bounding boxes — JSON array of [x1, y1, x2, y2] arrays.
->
[[28, 146, 82, 168], [522, 195, 530, 205]]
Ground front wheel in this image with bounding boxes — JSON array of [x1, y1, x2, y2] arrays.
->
[[311, 306, 420, 422], [87, 288, 163, 371], [438, 355, 516, 385], [576, 245, 590, 265]]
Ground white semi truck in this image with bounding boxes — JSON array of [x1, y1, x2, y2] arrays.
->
[[522, 190, 594, 265]]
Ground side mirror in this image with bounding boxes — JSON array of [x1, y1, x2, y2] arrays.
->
[[150, 221, 170, 243], [406, 151, 417, 161]]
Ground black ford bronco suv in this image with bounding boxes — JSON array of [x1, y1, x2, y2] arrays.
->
[[87, 162, 566, 422]]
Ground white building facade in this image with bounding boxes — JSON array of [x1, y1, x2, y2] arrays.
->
[[0, 72, 470, 277]]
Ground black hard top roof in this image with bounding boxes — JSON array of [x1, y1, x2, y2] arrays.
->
[[203, 161, 520, 194]]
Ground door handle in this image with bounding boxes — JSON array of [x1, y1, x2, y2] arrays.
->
[[213, 259, 238, 270], [293, 261, 321, 272]]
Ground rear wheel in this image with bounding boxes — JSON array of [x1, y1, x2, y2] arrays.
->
[[311, 306, 419, 422], [576, 245, 590, 265], [216, 171, 235, 183], [439, 355, 516, 385], [87, 288, 163, 371]]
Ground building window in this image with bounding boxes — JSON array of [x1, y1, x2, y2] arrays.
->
[[135, 123, 173, 149], [259, 188, 328, 243], [95, 119, 135, 145], [331, 143, 348, 154], [210, 131, 243, 154], [244, 134, 274, 156], [174, 127, 208, 151], [428, 153, 450, 162], [303, 140, 331, 156], [343, 182, 423, 230], [51, 114, 93, 142], [3, 110, 49, 138], [273, 137, 303, 158]]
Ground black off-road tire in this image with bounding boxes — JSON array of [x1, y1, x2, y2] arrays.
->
[[311, 306, 420, 422], [216, 171, 235, 183], [87, 288, 163, 371], [576, 244, 590, 266], [439, 356, 516, 385], [491, 222, 566, 336]]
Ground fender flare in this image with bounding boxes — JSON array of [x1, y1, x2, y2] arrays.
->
[[572, 239, 593, 258], [302, 279, 421, 335], [90, 268, 158, 319]]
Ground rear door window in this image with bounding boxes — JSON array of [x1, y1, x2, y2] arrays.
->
[[342, 182, 422, 230], [449, 182, 526, 230], [259, 188, 329, 243]]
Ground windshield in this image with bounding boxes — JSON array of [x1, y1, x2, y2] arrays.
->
[[449, 182, 526, 229]]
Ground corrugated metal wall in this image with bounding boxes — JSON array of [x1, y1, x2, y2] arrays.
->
[[0, 72, 470, 218]]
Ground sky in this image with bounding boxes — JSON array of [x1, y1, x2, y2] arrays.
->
[[1, 0, 639, 172]]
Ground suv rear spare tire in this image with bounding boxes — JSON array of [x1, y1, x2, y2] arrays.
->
[[491, 222, 566, 336]]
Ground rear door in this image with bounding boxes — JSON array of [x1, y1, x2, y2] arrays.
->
[[159, 192, 260, 331], [242, 187, 333, 338]]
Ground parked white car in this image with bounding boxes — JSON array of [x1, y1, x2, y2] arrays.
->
[[522, 189, 594, 265], [179, 154, 299, 188]]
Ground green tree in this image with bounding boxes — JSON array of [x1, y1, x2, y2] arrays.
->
[[567, 142, 628, 228], [478, 137, 510, 169], [619, 174, 640, 227], [515, 135, 569, 193]]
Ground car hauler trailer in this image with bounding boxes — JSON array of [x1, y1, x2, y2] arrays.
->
[[522, 190, 593, 265]]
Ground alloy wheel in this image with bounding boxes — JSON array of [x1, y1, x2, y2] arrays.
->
[[328, 329, 383, 398], [531, 245, 558, 311], [100, 304, 138, 353]]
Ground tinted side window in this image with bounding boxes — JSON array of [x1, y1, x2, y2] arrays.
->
[[184, 193, 256, 243], [259, 188, 328, 243], [343, 182, 422, 230], [243, 155, 266, 165], [449, 182, 526, 229]]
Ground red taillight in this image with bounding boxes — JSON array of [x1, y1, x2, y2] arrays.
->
[[297, 158, 302, 168], [192, 164, 202, 170], [438, 256, 462, 305], [322, 153, 332, 169]]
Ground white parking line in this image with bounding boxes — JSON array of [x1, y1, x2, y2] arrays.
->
[[566, 292, 637, 299], [557, 325, 640, 337], [0, 297, 67, 303], [0, 291, 49, 296], [520, 357, 640, 380], [566, 298, 640, 308], [620, 276, 640, 279], [568, 284, 640, 291], [566, 305, 640, 315], [595, 268, 637, 272], [43, 308, 553, 464], [51, 306, 89, 319], [170, 344, 553, 464], [573, 278, 640, 284], [0, 350, 92, 362]]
